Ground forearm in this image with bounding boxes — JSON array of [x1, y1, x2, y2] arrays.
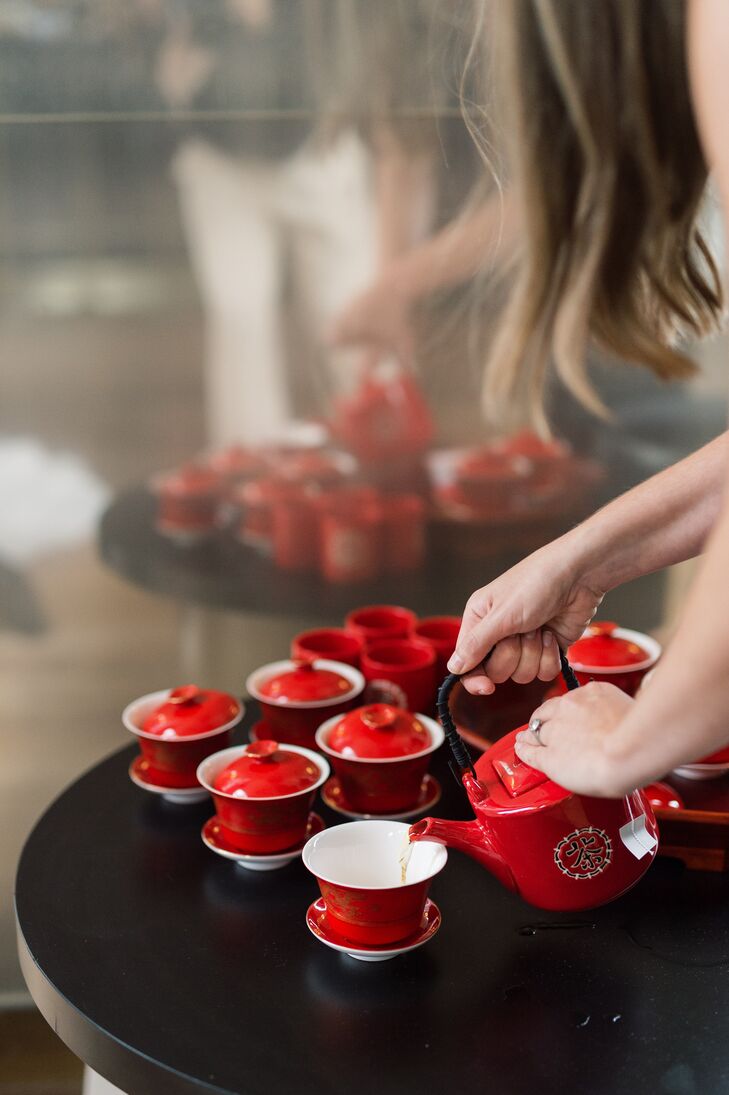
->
[[385, 191, 516, 302], [567, 432, 729, 595], [372, 130, 434, 265], [602, 492, 729, 792]]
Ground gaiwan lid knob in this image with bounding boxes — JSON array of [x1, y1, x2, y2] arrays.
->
[[328, 703, 430, 759]]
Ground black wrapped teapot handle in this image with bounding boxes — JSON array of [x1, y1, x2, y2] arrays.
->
[[437, 646, 580, 782]]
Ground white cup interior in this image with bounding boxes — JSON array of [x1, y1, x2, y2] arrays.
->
[[302, 819, 447, 889], [246, 659, 365, 709]]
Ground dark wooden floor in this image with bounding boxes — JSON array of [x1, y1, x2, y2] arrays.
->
[[0, 1009, 82, 1095]]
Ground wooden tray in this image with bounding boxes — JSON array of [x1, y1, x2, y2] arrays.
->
[[654, 773, 729, 871]]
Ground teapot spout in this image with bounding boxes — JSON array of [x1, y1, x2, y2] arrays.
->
[[410, 816, 516, 892]]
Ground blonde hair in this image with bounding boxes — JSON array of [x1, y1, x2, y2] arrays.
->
[[476, 0, 723, 428]]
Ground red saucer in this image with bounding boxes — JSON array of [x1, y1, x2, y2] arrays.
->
[[306, 897, 441, 961], [321, 773, 441, 821], [202, 811, 325, 870], [128, 755, 208, 803]]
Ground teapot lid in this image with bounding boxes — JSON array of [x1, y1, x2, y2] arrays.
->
[[474, 726, 570, 813], [142, 685, 240, 738], [327, 704, 430, 758], [568, 622, 651, 670], [213, 741, 320, 798], [258, 660, 354, 704]]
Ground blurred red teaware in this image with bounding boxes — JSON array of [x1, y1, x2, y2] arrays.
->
[[410, 674, 658, 911], [413, 616, 461, 679], [331, 364, 434, 465], [198, 741, 329, 854], [302, 819, 447, 946], [361, 638, 436, 716], [204, 445, 266, 488], [123, 685, 243, 789], [246, 659, 365, 749], [291, 628, 362, 668], [271, 486, 320, 572], [150, 464, 221, 542], [380, 494, 426, 574], [319, 495, 383, 584], [455, 449, 531, 510], [345, 604, 417, 645], [564, 621, 661, 696], [316, 704, 444, 814]]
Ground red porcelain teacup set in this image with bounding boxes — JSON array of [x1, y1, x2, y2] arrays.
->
[[121, 609, 694, 962]]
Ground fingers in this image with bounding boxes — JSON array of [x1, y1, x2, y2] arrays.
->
[[455, 630, 563, 692], [537, 630, 561, 681], [449, 600, 506, 675], [528, 694, 563, 724], [511, 631, 542, 684], [513, 737, 547, 772], [459, 668, 495, 696]]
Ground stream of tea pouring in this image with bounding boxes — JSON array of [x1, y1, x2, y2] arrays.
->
[[399, 834, 415, 884]]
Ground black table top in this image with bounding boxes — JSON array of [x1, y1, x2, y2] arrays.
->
[[16, 710, 729, 1095]]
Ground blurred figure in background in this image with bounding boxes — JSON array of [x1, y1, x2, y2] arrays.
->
[[156, 0, 448, 446]]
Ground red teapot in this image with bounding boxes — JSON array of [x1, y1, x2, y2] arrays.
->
[[409, 665, 658, 911]]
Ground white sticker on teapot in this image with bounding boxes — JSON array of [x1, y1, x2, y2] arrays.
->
[[619, 816, 658, 859]]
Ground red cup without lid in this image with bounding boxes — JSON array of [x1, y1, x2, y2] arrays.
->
[[302, 819, 447, 946]]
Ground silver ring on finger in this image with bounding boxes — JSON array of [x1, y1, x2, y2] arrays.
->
[[528, 716, 546, 746]]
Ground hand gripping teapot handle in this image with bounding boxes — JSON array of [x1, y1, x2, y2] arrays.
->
[[438, 645, 580, 785]]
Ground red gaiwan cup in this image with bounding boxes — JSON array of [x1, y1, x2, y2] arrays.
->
[[316, 705, 444, 815], [291, 628, 363, 668], [413, 616, 461, 679], [198, 742, 329, 853], [345, 605, 417, 645], [302, 819, 447, 946], [150, 464, 221, 542], [360, 638, 436, 716], [122, 686, 243, 789], [246, 659, 365, 749], [564, 622, 661, 696]]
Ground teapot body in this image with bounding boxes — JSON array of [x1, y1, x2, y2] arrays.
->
[[473, 731, 658, 910], [414, 726, 658, 911]]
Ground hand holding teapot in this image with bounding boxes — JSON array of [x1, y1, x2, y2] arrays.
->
[[514, 681, 635, 797]]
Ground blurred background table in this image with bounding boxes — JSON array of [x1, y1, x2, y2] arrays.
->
[[16, 706, 729, 1095]]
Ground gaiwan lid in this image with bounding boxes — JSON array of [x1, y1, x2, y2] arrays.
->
[[259, 661, 353, 704], [213, 741, 320, 797], [568, 622, 650, 670], [142, 685, 239, 738], [328, 704, 430, 759]]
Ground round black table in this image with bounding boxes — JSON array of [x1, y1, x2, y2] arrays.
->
[[16, 711, 729, 1095]]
